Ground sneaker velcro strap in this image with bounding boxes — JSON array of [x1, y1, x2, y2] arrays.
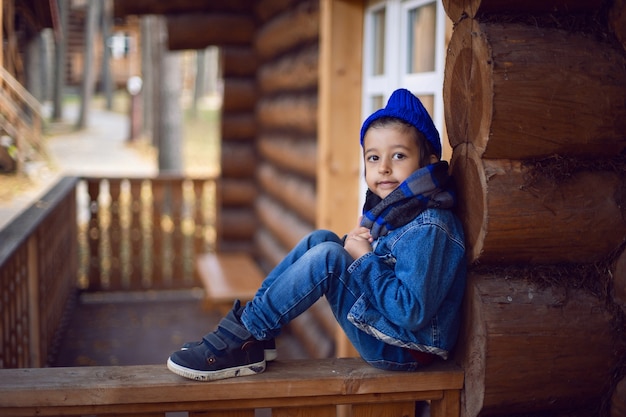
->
[[218, 318, 251, 341], [203, 333, 228, 352]]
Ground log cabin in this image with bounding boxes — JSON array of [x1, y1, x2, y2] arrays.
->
[[1, 0, 626, 416]]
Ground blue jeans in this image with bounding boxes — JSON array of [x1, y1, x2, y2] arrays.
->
[[240, 230, 421, 371]]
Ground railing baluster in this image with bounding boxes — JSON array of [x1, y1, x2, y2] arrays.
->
[[170, 178, 184, 284], [108, 179, 123, 290], [128, 179, 144, 289], [151, 179, 165, 289], [86, 179, 102, 290], [192, 179, 209, 286]]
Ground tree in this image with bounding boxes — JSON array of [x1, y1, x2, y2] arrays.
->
[[76, 0, 99, 129], [52, 0, 68, 121], [155, 16, 182, 173], [100, 0, 113, 110]]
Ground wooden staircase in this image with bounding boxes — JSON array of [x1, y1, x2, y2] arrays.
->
[[0, 66, 45, 173]]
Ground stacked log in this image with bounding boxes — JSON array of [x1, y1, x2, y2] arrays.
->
[[457, 272, 616, 416], [251, 0, 335, 359], [166, 14, 254, 50], [253, 0, 319, 268], [218, 43, 259, 253], [443, 2, 626, 416], [451, 145, 625, 265]]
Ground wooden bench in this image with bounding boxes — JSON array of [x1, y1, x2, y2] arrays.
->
[[0, 357, 464, 417], [197, 252, 265, 313]]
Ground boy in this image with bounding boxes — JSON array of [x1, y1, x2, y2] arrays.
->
[[167, 88, 466, 381]]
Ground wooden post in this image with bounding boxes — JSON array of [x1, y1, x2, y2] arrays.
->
[[318, 0, 363, 358], [317, 0, 362, 239], [27, 236, 41, 367]]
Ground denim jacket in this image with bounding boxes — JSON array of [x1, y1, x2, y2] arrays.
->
[[346, 208, 466, 359]]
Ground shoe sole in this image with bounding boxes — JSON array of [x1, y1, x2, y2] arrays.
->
[[167, 357, 266, 382]]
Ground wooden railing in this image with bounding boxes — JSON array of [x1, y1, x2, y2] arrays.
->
[[79, 176, 216, 291], [0, 177, 78, 368], [0, 66, 44, 173], [0, 175, 217, 369]]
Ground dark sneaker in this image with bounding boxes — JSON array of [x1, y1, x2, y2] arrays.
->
[[181, 338, 277, 361], [167, 301, 265, 381]]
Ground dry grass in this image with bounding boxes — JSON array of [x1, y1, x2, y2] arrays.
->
[[182, 104, 220, 177], [0, 173, 40, 202]]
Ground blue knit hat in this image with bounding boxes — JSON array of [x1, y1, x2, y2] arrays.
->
[[360, 88, 441, 159]]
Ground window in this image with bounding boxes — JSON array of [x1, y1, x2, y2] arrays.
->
[[361, 0, 448, 203], [362, 0, 447, 142]]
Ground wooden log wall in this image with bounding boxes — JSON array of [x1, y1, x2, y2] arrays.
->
[[253, 0, 319, 270], [457, 272, 616, 417], [153, 1, 260, 254], [252, 0, 337, 358], [443, 1, 626, 416], [218, 19, 259, 253]]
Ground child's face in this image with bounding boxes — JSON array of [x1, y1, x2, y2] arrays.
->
[[362, 125, 424, 199]]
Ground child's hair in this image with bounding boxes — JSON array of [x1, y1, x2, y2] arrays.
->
[[366, 116, 436, 167]]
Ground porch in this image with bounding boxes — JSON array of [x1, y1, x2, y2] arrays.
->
[[0, 175, 310, 369], [0, 175, 463, 417]]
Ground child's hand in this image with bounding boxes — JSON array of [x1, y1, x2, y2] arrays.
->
[[344, 219, 373, 259]]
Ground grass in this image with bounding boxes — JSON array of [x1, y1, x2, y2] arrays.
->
[[182, 103, 220, 177]]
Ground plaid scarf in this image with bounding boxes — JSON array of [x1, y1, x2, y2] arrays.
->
[[360, 161, 456, 240]]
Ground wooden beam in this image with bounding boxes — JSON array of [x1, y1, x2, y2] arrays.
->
[[0, 358, 464, 416], [113, 0, 252, 18], [316, 0, 363, 235], [443, 0, 606, 22], [444, 18, 626, 160], [317, 0, 364, 359], [166, 14, 255, 50]]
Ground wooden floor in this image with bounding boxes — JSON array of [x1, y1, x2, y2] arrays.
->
[[51, 289, 309, 367]]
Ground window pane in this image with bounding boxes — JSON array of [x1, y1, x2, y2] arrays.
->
[[372, 8, 386, 76], [407, 3, 436, 73], [416, 94, 434, 116], [371, 95, 385, 112]]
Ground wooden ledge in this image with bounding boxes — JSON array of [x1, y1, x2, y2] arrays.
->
[[197, 252, 265, 312], [0, 358, 463, 416]]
